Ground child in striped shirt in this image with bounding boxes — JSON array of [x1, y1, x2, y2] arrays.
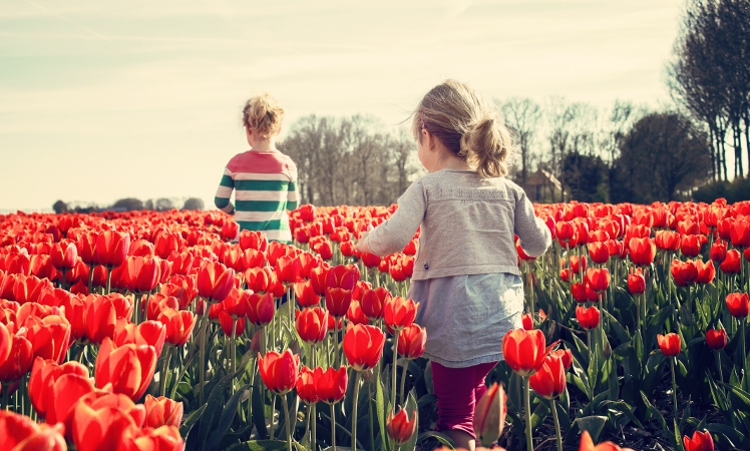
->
[[214, 93, 299, 243]]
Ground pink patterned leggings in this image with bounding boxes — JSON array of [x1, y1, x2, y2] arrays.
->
[[430, 361, 498, 439]]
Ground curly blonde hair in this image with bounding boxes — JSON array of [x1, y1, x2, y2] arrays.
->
[[242, 93, 285, 139], [412, 80, 515, 178]]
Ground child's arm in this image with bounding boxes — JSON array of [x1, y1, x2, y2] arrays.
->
[[359, 180, 425, 256], [214, 168, 235, 214], [287, 166, 299, 211], [514, 190, 552, 258]]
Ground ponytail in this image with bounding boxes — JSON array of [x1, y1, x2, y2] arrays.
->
[[461, 115, 513, 178]]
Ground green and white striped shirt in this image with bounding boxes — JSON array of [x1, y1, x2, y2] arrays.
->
[[214, 150, 299, 242]]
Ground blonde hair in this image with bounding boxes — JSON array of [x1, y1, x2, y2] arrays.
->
[[242, 93, 284, 139], [412, 80, 515, 178]]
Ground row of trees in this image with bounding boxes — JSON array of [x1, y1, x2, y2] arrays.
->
[[278, 115, 417, 207], [52, 197, 205, 214], [667, 0, 750, 181], [273, 101, 712, 207]]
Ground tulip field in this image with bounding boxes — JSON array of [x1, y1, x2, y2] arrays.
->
[[0, 200, 749, 451]]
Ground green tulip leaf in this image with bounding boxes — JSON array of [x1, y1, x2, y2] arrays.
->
[[573, 415, 607, 442], [226, 439, 288, 451]]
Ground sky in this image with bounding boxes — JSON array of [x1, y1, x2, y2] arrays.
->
[[0, 0, 685, 212]]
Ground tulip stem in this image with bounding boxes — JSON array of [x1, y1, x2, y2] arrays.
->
[[742, 320, 748, 385], [160, 346, 173, 397], [2, 385, 7, 411], [715, 350, 724, 383], [524, 377, 534, 451], [270, 394, 277, 439], [392, 333, 400, 413], [282, 395, 293, 451], [368, 383, 375, 451], [105, 266, 112, 294], [352, 371, 361, 451], [198, 311, 208, 406], [334, 319, 340, 368], [551, 399, 562, 451], [87, 266, 94, 294], [399, 358, 407, 406], [311, 402, 317, 450], [670, 358, 678, 423], [331, 402, 337, 451]]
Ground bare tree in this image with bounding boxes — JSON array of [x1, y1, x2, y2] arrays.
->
[[497, 98, 542, 186]]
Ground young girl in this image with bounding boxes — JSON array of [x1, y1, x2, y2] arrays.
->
[[356, 80, 551, 451], [214, 93, 299, 243]]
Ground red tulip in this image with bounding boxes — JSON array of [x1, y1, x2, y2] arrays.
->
[[473, 382, 506, 447], [587, 242, 610, 264], [296, 367, 319, 404], [258, 349, 300, 395], [683, 430, 714, 451], [95, 337, 158, 401], [315, 366, 348, 404], [386, 409, 417, 446], [50, 241, 78, 271], [361, 252, 381, 268], [94, 230, 130, 268], [585, 268, 610, 293], [671, 260, 698, 287], [0, 410, 67, 451], [710, 240, 727, 263], [695, 260, 715, 285], [296, 307, 328, 345], [522, 312, 533, 330], [680, 235, 703, 258], [706, 328, 727, 350], [218, 310, 245, 337], [383, 296, 419, 332], [549, 348, 573, 369], [579, 430, 635, 451], [726, 292, 750, 318], [575, 306, 600, 330], [730, 218, 750, 248], [627, 268, 646, 295], [343, 324, 386, 371], [238, 230, 268, 252], [144, 395, 183, 429], [128, 425, 184, 451], [326, 265, 359, 290], [294, 280, 320, 308], [571, 282, 588, 302], [501, 329, 546, 377], [654, 230, 681, 252], [221, 220, 239, 242], [628, 237, 656, 266], [45, 371, 98, 426], [275, 255, 303, 285], [154, 231, 181, 259], [361, 287, 390, 320], [243, 291, 275, 326], [325, 288, 353, 318], [113, 320, 166, 357], [24, 314, 72, 363], [719, 249, 741, 274], [197, 262, 235, 302], [657, 333, 681, 357], [529, 353, 567, 399], [0, 332, 34, 383], [126, 256, 161, 293], [84, 294, 129, 344], [157, 308, 197, 347], [346, 300, 369, 325], [397, 324, 427, 360], [28, 357, 89, 419], [71, 402, 140, 451], [76, 231, 98, 266]]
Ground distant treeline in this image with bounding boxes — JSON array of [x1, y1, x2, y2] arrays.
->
[[51, 197, 205, 214]]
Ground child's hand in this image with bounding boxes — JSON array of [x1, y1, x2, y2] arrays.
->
[[356, 230, 372, 254]]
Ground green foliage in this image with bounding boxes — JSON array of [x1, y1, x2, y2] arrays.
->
[[693, 177, 750, 203]]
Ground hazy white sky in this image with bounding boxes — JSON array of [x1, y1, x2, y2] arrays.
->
[[0, 0, 684, 211]]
